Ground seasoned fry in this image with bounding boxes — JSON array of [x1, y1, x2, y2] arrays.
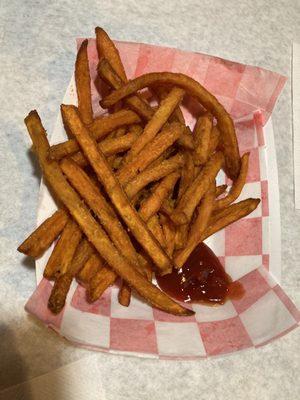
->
[[214, 152, 249, 209], [100, 72, 241, 179], [44, 219, 82, 279], [49, 109, 141, 160], [18, 209, 69, 258], [216, 184, 228, 197], [178, 150, 195, 200], [76, 252, 102, 284], [147, 214, 167, 249], [193, 113, 213, 165], [95, 27, 127, 82], [25, 110, 192, 316], [117, 122, 184, 186], [174, 182, 216, 268], [70, 128, 141, 167], [174, 224, 189, 250], [125, 153, 184, 200], [171, 152, 224, 225], [87, 261, 117, 303], [69, 237, 94, 276], [177, 127, 194, 150], [48, 273, 73, 314], [209, 125, 220, 155], [119, 281, 131, 307], [160, 214, 176, 257], [139, 172, 180, 222], [98, 58, 154, 121], [75, 39, 93, 125], [122, 87, 185, 164]]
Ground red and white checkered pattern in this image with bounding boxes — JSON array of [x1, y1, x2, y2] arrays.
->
[[25, 39, 299, 359]]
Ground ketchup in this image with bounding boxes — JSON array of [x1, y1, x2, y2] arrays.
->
[[156, 243, 244, 305]]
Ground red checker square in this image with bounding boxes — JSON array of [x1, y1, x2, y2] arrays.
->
[[198, 316, 252, 356], [245, 148, 260, 182], [215, 95, 234, 114], [262, 254, 269, 270], [71, 284, 111, 316], [153, 303, 195, 322], [172, 49, 194, 75], [273, 285, 300, 322], [261, 180, 269, 216], [25, 278, 64, 329], [235, 118, 257, 152], [110, 318, 158, 354], [225, 217, 262, 256], [134, 44, 176, 76], [231, 270, 270, 314], [254, 112, 265, 147], [185, 53, 211, 83], [204, 58, 245, 98], [231, 100, 258, 120]]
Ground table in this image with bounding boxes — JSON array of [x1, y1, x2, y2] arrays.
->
[[0, 0, 299, 398]]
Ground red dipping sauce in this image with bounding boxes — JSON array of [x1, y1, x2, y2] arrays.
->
[[156, 243, 244, 304]]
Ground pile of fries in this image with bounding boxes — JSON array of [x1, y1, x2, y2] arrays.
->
[[18, 28, 260, 316]]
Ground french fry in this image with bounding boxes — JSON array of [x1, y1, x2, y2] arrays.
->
[[70, 128, 141, 167], [209, 125, 220, 155], [100, 72, 241, 179], [174, 224, 189, 250], [139, 172, 180, 222], [124, 153, 184, 200], [193, 113, 213, 165], [98, 58, 154, 121], [44, 219, 82, 279], [61, 158, 141, 269], [171, 152, 224, 225], [122, 87, 185, 164], [87, 261, 117, 303], [25, 110, 193, 316], [177, 150, 195, 200], [69, 237, 94, 276], [18, 209, 69, 258], [119, 281, 131, 307], [147, 214, 167, 250], [174, 182, 216, 268], [117, 122, 184, 186], [49, 109, 141, 160], [214, 152, 250, 209], [75, 39, 93, 125], [61, 105, 173, 275], [77, 253, 100, 284], [177, 127, 194, 150], [160, 214, 176, 257], [95, 27, 127, 82], [216, 184, 228, 197], [48, 273, 73, 314]]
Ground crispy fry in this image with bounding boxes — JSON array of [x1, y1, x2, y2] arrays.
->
[[147, 214, 167, 249], [174, 182, 216, 268], [214, 152, 250, 209], [193, 113, 213, 165], [178, 150, 195, 200], [171, 152, 224, 225], [117, 122, 184, 186], [95, 27, 127, 82], [68, 237, 94, 276], [25, 110, 192, 315], [98, 58, 154, 121], [18, 209, 69, 258], [209, 125, 220, 155], [49, 109, 141, 160], [48, 273, 73, 314], [177, 127, 194, 150], [44, 219, 82, 279], [119, 281, 131, 307], [160, 214, 176, 257], [125, 153, 184, 200], [122, 87, 185, 164], [174, 224, 189, 250], [139, 172, 180, 222], [75, 39, 93, 125], [70, 128, 140, 167], [216, 184, 228, 197], [61, 105, 173, 274], [100, 72, 241, 179], [88, 260, 117, 303], [61, 158, 141, 269], [77, 254, 100, 284]]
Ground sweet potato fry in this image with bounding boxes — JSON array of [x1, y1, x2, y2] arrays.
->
[[119, 281, 131, 307], [49, 109, 141, 160], [122, 87, 185, 164], [77, 253, 100, 284], [147, 214, 167, 250], [69, 237, 94, 276], [48, 273, 73, 314], [25, 110, 192, 316], [61, 104, 173, 274], [124, 153, 184, 200], [193, 113, 213, 165], [87, 260, 117, 303], [18, 209, 69, 258], [171, 152, 224, 225], [139, 172, 180, 222], [177, 127, 194, 150], [177, 150, 195, 200], [98, 58, 154, 121], [75, 39, 93, 125], [117, 122, 184, 186], [216, 184, 228, 197], [209, 125, 220, 155], [174, 224, 189, 250], [100, 72, 241, 179], [61, 158, 141, 269], [214, 152, 250, 209], [43, 219, 82, 279], [174, 182, 216, 268], [95, 27, 127, 82], [160, 214, 176, 257]]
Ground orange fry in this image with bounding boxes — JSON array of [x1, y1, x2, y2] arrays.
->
[[87, 260, 117, 303], [193, 113, 213, 165], [77, 253, 100, 284], [119, 281, 131, 307]]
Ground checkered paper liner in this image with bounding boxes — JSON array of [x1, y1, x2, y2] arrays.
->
[[25, 39, 300, 359]]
